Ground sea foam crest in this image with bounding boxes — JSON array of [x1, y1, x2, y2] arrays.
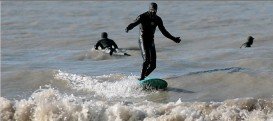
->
[[1, 93, 273, 121], [54, 70, 146, 98]]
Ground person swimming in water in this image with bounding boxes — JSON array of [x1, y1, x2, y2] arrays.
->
[[95, 32, 118, 55], [240, 36, 254, 48], [125, 2, 181, 80], [95, 32, 130, 56]]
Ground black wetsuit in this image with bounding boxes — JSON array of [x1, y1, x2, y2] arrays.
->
[[240, 36, 254, 48], [95, 38, 118, 55], [126, 11, 179, 80]]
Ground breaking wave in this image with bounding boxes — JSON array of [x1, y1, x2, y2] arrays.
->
[[1, 89, 273, 121]]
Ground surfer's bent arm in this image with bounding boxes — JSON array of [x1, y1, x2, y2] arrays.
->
[[111, 40, 119, 49], [158, 18, 176, 41], [113, 43, 118, 49], [95, 42, 102, 50], [126, 16, 141, 32]]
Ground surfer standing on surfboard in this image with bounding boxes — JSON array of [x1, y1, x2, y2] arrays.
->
[[125, 2, 181, 80]]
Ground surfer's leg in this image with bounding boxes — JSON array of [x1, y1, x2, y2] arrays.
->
[[140, 61, 148, 80], [144, 45, 156, 77], [140, 46, 151, 80]]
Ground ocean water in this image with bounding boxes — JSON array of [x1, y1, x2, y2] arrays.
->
[[1, 1, 273, 121]]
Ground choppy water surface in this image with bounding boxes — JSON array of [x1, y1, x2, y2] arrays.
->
[[1, 1, 273, 120]]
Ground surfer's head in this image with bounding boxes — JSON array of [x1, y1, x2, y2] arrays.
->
[[149, 2, 157, 15], [248, 36, 254, 41], [101, 32, 108, 39], [247, 36, 254, 46]]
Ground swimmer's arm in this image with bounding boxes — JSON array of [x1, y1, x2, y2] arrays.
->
[[240, 43, 246, 48]]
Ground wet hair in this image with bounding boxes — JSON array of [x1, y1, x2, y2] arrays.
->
[[149, 2, 157, 11], [101, 32, 108, 38]]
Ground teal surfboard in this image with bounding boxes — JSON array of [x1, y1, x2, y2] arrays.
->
[[139, 78, 168, 89]]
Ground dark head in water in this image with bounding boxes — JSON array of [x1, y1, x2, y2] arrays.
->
[[246, 36, 254, 47], [101, 32, 108, 39], [149, 2, 157, 16], [240, 36, 254, 48]]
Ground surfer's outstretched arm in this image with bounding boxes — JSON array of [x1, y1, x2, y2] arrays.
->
[[126, 16, 141, 33], [158, 18, 181, 43]]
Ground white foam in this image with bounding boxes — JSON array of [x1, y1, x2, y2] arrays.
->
[[0, 97, 14, 120], [54, 70, 146, 98], [1, 87, 107, 121], [1, 88, 273, 121]]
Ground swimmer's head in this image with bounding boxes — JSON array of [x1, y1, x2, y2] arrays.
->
[[101, 32, 108, 38]]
